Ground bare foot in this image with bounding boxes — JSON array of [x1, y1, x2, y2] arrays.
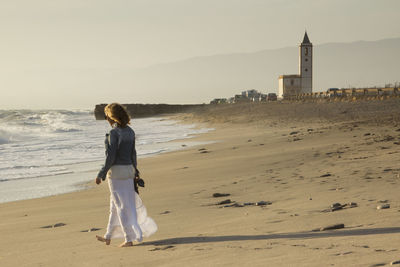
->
[[119, 242, 133, 247], [96, 235, 110, 245]]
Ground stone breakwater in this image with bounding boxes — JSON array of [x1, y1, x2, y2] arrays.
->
[[94, 103, 206, 120]]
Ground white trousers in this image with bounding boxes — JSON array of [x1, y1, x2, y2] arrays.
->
[[104, 165, 157, 243]]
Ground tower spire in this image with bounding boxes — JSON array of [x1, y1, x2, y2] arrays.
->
[[302, 31, 311, 44]]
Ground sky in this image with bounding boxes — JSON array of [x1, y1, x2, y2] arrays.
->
[[0, 0, 399, 109]]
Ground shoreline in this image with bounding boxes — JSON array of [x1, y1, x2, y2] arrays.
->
[[0, 123, 215, 204], [2, 113, 400, 266]]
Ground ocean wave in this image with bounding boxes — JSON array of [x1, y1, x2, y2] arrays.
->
[[0, 111, 214, 196], [0, 110, 87, 140]]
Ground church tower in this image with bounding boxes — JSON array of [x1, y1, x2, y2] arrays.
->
[[299, 31, 312, 93]]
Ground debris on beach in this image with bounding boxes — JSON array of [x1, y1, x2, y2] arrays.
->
[[40, 222, 66, 229], [213, 198, 272, 208], [312, 223, 345, 232], [377, 204, 390, 210], [212, 193, 231, 198], [324, 202, 358, 212]]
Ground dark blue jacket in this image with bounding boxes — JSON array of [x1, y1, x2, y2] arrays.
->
[[97, 126, 138, 180]]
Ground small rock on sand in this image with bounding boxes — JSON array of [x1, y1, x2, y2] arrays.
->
[[80, 228, 101, 232], [391, 260, 400, 265], [328, 202, 357, 212], [348, 202, 358, 208], [217, 199, 232, 205], [160, 211, 171, 215], [40, 222, 66, 229], [377, 204, 390, 210], [256, 201, 272, 206], [213, 193, 231, 198], [320, 173, 332, 177], [330, 203, 343, 211], [313, 223, 345, 231]]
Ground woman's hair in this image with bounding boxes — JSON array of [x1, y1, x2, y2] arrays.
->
[[104, 103, 131, 127]]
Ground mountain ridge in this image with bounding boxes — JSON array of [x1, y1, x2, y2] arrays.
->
[[126, 37, 400, 104]]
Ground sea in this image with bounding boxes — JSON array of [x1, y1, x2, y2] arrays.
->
[[0, 110, 213, 203]]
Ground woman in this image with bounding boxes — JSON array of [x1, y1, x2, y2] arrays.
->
[[95, 103, 157, 247]]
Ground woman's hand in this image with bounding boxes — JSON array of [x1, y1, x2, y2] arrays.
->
[[95, 177, 102, 185]]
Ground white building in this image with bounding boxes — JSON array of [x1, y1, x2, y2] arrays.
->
[[278, 32, 313, 98]]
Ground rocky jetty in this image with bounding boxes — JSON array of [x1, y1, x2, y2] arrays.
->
[[94, 103, 206, 120]]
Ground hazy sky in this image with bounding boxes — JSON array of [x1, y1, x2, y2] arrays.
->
[[1, 0, 399, 109]]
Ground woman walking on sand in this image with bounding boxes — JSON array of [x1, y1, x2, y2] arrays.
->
[[95, 103, 157, 247]]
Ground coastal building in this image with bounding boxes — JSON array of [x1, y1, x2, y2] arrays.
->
[[278, 32, 313, 99]]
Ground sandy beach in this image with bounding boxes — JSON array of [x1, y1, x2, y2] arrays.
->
[[1, 101, 400, 267]]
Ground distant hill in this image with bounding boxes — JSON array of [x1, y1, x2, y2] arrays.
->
[[129, 37, 400, 103]]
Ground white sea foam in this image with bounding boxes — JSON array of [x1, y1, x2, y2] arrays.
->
[[0, 110, 213, 203]]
